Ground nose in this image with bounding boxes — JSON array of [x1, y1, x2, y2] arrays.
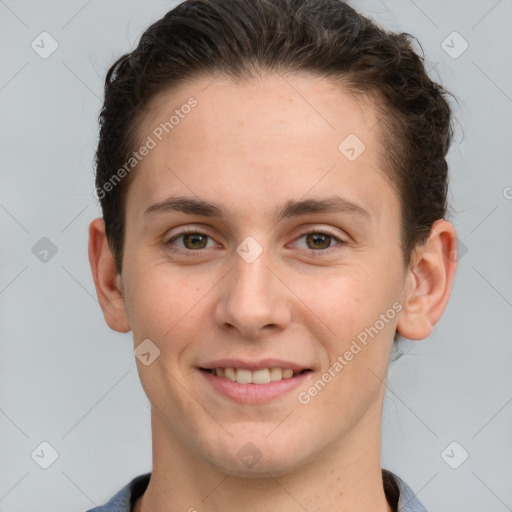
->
[[214, 245, 291, 340]]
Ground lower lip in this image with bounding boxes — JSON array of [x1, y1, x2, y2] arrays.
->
[[200, 369, 311, 404]]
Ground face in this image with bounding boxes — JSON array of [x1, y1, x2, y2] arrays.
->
[[119, 73, 408, 475]]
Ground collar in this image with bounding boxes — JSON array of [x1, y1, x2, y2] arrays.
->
[[87, 469, 427, 512]]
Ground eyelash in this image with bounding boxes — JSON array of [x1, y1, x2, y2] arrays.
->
[[164, 227, 345, 255]]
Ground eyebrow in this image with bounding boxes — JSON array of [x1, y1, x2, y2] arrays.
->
[[143, 195, 371, 223]]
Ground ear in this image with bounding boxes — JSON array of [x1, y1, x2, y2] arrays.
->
[[88, 217, 131, 333], [396, 219, 457, 340]]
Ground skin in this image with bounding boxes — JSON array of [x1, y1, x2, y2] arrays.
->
[[89, 72, 457, 512]]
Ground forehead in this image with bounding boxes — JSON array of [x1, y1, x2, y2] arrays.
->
[[139, 72, 381, 146], [127, 72, 396, 223]]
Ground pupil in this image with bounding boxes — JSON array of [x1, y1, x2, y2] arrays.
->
[[308, 233, 330, 250], [185, 234, 207, 249]]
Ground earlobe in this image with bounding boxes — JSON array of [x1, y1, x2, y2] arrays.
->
[[396, 219, 457, 341], [88, 217, 131, 333]]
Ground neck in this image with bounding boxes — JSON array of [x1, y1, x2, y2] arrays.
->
[[135, 406, 393, 512]]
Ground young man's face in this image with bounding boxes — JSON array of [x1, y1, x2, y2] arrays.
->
[[112, 73, 410, 474]]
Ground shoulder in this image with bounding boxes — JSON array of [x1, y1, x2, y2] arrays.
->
[[383, 469, 428, 512], [84, 473, 151, 512]]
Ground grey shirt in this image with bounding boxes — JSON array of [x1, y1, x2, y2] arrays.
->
[[85, 469, 427, 511]]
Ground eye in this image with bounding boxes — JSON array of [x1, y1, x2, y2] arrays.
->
[[165, 228, 218, 251], [164, 227, 346, 254], [293, 229, 345, 252]]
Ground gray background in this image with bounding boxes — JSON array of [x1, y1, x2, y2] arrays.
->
[[1, 0, 511, 510]]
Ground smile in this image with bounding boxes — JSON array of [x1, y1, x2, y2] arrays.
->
[[198, 361, 313, 404], [204, 367, 309, 384]]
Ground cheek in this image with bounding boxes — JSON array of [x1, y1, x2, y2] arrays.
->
[[306, 270, 399, 408], [299, 264, 402, 390], [299, 265, 399, 339], [123, 260, 206, 346]]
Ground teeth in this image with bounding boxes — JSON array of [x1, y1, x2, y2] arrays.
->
[[252, 369, 270, 384], [213, 367, 299, 384], [224, 368, 236, 381], [236, 368, 252, 384], [282, 368, 293, 379], [269, 368, 282, 381]]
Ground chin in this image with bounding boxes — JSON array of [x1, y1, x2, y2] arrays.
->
[[200, 431, 316, 478]]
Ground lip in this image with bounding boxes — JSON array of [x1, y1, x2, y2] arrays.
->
[[200, 369, 311, 404], [199, 358, 310, 372], [198, 359, 313, 404]]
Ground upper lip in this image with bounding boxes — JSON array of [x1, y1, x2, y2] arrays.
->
[[199, 359, 310, 371]]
